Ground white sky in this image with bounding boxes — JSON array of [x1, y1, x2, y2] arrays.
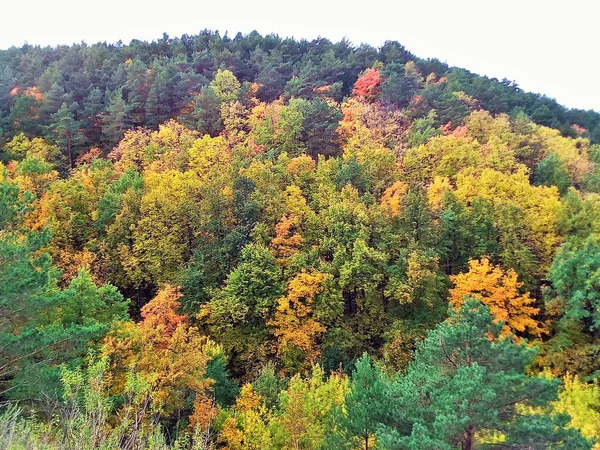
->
[[1, 0, 598, 111]]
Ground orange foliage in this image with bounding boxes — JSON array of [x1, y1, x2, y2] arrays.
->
[[409, 95, 423, 111], [189, 393, 217, 431], [352, 68, 382, 100], [271, 214, 304, 264], [313, 84, 334, 94], [287, 155, 316, 176], [449, 258, 543, 338], [139, 285, 187, 339], [442, 122, 469, 138], [571, 124, 588, 136], [75, 148, 104, 166], [24, 86, 43, 101], [103, 285, 213, 416], [57, 248, 97, 282]]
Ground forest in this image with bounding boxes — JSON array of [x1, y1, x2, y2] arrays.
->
[[2, 30, 600, 449]]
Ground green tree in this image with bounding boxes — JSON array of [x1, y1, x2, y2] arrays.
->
[[0, 169, 128, 402], [534, 153, 573, 195], [295, 98, 342, 158], [102, 89, 130, 147], [185, 86, 223, 136], [210, 69, 241, 103], [548, 235, 600, 332], [327, 354, 391, 450], [378, 300, 592, 450], [48, 102, 86, 167]]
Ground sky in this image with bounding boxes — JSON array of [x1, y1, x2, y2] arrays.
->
[[1, 0, 598, 111]]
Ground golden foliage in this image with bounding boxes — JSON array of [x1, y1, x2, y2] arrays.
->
[[427, 176, 452, 210], [269, 271, 330, 371], [380, 181, 408, 218], [449, 258, 543, 337], [271, 214, 304, 264]]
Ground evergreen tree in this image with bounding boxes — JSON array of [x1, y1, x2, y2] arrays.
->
[[378, 299, 592, 450], [0, 169, 128, 402], [81, 86, 105, 145], [124, 59, 149, 126], [48, 102, 86, 167], [40, 82, 67, 123], [183, 86, 223, 136], [102, 88, 130, 147], [327, 354, 391, 450], [145, 61, 170, 128]]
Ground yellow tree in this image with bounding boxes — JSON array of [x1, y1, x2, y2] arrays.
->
[[126, 169, 203, 285], [449, 258, 543, 338], [269, 270, 330, 372], [188, 134, 232, 177], [380, 181, 408, 218], [454, 168, 563, 277], [270, 214, 304, 265], [278, 366, 348, 450], [219, 384, 275, 450]]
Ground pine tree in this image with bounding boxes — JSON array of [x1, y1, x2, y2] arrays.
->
[[82, 87, 105, 145], [102, 89, 130, 147], [49, 102, 86, 167], [378, 299, 592, 450], [327, 354, 391, 450], [0, 169, 128, 402]]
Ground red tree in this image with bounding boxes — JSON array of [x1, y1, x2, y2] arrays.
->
[[352, 68, 382, 100]]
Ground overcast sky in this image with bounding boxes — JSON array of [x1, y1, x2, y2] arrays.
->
[[1, 0, 598, 111]]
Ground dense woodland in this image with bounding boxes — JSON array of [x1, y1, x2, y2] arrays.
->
[[2, 30, 600, 449]]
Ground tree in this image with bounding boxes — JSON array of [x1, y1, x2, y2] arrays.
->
[[39, 82, 67, 122], [548, 235, 600, 332], [534, 153, 573, 195], [353, 68, 382, 100], [218, 384, 275, 450], [270, 214, 304, 265], [124, 59, 149, 126], [380, 62, 419, 107], [202, 244, 284, 377], [449, 257, 543, 338], [145, 61, 172, 128], [378, 300, 592, 450], [48, 102, 86, 167], [126, 169, 203, 286], [102, 89, 130, 147], [327, 354, 390, 450], [0, 168, 128, 402], [269, 270, 329, 373], [276, 365, 347, 449], [8, 91, 42, 136], [103, 285, 214, 421], [290, 98, 343, 159], [211, 69, 241, 103], [186, 86, 223, 136], [551, 374, 600, 447], [454, 168, 563, 281]]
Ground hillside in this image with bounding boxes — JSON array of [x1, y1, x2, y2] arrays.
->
[[2, 30, 600, 449]]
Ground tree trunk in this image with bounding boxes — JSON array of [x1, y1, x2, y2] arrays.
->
[[462, 425, 475, 450]]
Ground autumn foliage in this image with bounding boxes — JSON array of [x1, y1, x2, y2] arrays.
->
[[2, 30, 600, 450], [102, 285, 214, 420], [352, 68, 382, 100], [269, 270, 330, 372], [449, 258, 543, 337]]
